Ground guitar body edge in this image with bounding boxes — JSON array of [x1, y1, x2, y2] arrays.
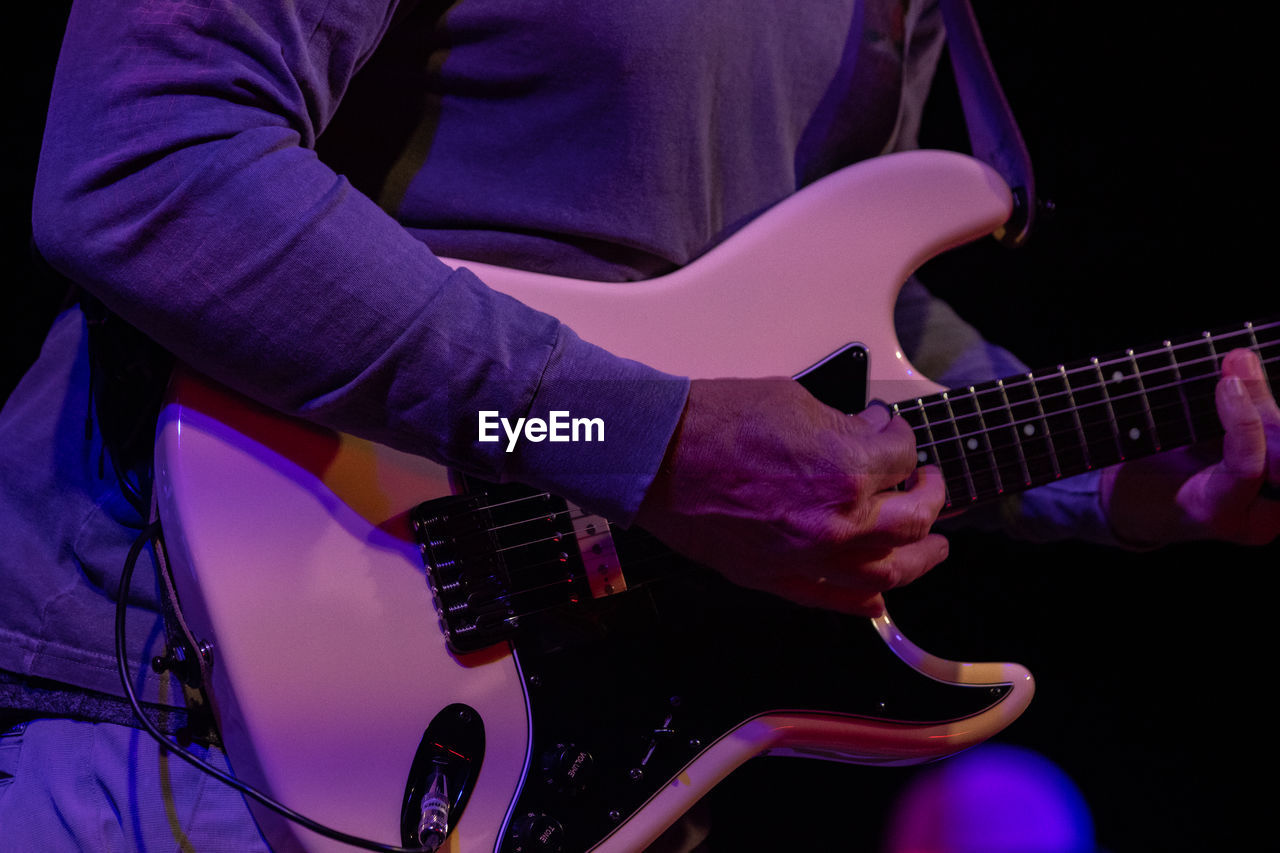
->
[[154, 388, 532, 853]]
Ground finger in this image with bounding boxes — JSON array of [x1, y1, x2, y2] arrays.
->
[[1217, 374, 1267, 482], [1223, 348, 1280, 486], [817, 532, 951, 596], [848, 405, 919, 490], [1223, 348, 1279, 414], [1193, 374, 1267, 520], [862, 464, 947, 546]]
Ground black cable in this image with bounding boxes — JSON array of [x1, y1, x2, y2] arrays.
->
[[115, 521, 438, 853]]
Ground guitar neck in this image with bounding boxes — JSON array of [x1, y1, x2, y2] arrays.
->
[[894, 319, 1280, 510]]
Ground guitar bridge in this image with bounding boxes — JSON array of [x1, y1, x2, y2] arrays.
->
[[411, 484, 620, 654], [411, 492, 515, 653]]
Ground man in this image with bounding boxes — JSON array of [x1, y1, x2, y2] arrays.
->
[[2, 1, 1276, 850]]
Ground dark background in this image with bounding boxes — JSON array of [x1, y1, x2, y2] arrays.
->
[[5, 3, 1274, 851]]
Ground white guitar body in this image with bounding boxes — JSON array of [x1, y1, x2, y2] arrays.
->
[[154, 150, 1033, 853]]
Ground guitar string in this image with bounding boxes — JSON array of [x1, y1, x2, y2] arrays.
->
[[905, 351, 1280, 481], [896, 337, 1279, 427], [904, 376, 1255, 501], [906, 362, 1270, 455], [897, 345, 1280, 425], [898, 347, 1279, 447]]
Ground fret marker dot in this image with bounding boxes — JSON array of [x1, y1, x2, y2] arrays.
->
[[1129, 427, 1141, 441], [966, 438, 980, 450], [1111, 370, 1125, 382], [918, 450, 929, 464], [1023, 424, 1036, 436]]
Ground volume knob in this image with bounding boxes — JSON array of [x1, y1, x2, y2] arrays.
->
[[540, 743, 594, 796]]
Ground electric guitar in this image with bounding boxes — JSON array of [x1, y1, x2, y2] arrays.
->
[[153, 149, 1276, 853]]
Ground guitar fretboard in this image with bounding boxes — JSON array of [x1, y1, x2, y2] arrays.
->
[[893, 319, 1280, 509]]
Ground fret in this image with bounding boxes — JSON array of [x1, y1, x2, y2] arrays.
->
[[894, 400, 929, 467], [1121, 349, 1162, 453], [1059, 360, 1121, 469], [970, 379, 1030, 493], [896, 398, 953, 506], [1245, 321, 1261, 358], [1132, 345, 1190, 450], [1162, 339, 1199, 445], [936, 393, 977, 504], [1058, 366, 1094, 470], [1243, 321, 1276, 396], [1201, 331, 1224, 438], [947, 387, 1001, 501], [1202, 329, 1220, 366], [1257, 321, 1280, 392], [1169, 333, 1223, 442], [1029, 368, 1087, 478], [1079, 351, 1158, 461], [1003, 373, 1060, 485], [1092, 358, 1127, 462], [993, 379, 1033, 487]]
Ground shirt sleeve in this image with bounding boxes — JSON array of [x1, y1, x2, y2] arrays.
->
[[30, 0, 688, 523]]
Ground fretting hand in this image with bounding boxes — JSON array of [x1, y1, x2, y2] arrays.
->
[[1102, 348, 1280, 547]]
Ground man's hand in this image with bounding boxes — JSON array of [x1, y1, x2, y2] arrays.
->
[[635, 378, 948, 617], [1102, 348, 1280, 547]]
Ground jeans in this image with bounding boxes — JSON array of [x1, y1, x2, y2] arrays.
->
[[0, 718, 269, 852]]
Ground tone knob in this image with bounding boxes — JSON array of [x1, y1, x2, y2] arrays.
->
[[510, 811, 565, 852]]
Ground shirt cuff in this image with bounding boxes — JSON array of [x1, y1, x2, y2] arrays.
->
[[494, 323, 690, 525]]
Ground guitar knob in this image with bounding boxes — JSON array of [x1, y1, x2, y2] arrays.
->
[[510, 812, 566, 852], [540, 743, 594, 795]]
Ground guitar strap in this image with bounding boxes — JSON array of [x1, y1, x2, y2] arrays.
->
[[938, 0, 1038, 247]]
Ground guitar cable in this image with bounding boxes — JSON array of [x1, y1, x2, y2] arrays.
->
[[115, 521, 443, 853]]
